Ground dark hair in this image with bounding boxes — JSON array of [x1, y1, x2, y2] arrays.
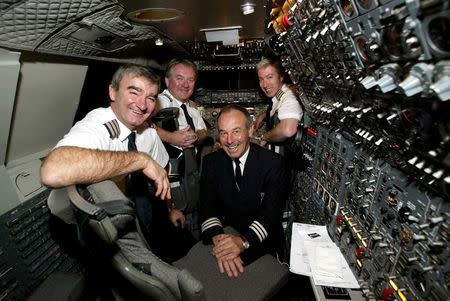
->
[[256, 57, 282, 75], [218, 104, 253, 128], [111, 64, 160, 91], [165, 58, 198, 79]]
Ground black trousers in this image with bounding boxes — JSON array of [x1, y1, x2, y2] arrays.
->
[[134, 192, 197, 263]]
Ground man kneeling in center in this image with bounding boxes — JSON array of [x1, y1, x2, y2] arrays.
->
[[200, 104, 288, 278]]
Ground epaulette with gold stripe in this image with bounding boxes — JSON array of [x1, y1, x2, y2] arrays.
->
[[103, 119, 120, 139], [275, 89, 285, 101]]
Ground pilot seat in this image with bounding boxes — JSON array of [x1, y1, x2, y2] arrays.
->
[[46, 179, 289, 300]]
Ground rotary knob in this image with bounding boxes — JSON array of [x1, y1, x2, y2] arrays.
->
[[430, 61, 450, 101], [399, 63, 434, 97], [375, 63, 400, 93]]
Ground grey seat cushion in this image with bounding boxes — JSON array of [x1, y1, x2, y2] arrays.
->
[[116, 231, 204, 300], [173, 228, 289, 301], [86, 180, 205, 301]]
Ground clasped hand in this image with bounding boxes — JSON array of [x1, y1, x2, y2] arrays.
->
[[173, 126, 198, 149], [212, 234, 244, 278]]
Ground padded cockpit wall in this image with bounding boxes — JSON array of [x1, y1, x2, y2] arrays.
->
[[0, 0, 187, 61]]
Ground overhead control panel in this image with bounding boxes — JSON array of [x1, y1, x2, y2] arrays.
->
[[182, 39, 266, 70], [268, 0, 449, 100]]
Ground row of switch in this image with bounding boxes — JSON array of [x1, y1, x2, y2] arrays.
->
[[360, 61, 450, 101]]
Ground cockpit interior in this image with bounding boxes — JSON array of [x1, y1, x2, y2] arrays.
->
[[0, 0, 449, 300]]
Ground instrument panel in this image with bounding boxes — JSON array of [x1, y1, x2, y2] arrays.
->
[[269, 0, 449, 299], [295, 126, 449, 300], [195, 89, 268, 141]]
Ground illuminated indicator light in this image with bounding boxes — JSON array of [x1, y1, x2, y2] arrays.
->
[[307, 128, 317, 136], [398, 291, 407, 301], [389, 280, 399, 291], [403, 228, 412, 239], [402, 111, 412, 123], [362, 239, 368, 248], [387, 195, 395, 203], [356, 247, 364, 258], [383, 289, 394, 300], [356, 259, 362, 268], [394, 144, 400, 148]]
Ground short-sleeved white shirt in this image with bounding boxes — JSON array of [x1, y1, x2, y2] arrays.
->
[[49, 106, 168, 224], [157, 89, 207, 132], [55, 106, 168, 168], [270, 84, 303, 121]]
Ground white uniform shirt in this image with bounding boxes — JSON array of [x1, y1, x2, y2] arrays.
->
[[232, 145, 250, 175], [270, 84, 303, 121], [157, 89, 207, 132], [49, 106, 168, 224], [55, 106, 168, 168]]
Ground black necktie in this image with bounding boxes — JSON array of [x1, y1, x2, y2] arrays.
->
[[266, 99, 274, 129], [181, 103, 196, 132], [128, 131, 137, 151], [128, 132, 146, 194], [234, 158, 242, 190]]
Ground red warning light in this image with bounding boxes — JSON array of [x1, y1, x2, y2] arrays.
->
[[382, 288, 394, 301], [356, 247, 364, 258], [307, 128, 317, 136]]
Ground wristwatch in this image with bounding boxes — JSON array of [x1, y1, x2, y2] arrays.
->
[[240, 235, 250, 250]]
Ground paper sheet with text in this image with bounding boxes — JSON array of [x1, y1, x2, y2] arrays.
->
[[289, 223, 360, 289]]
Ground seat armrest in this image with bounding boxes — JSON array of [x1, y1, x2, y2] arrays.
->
[[67, 185, 118, 245], [67, 185, 107, 221]]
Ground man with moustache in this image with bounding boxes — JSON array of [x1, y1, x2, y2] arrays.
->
[[41, 64, 188, 261], [199, 105, 288, 278], [254, 58, 302, 152]]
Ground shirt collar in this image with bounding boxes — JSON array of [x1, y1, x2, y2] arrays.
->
[[106, 106, 139, 142], [234, 144, 250, 170], [162, 89, 189, 107]]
